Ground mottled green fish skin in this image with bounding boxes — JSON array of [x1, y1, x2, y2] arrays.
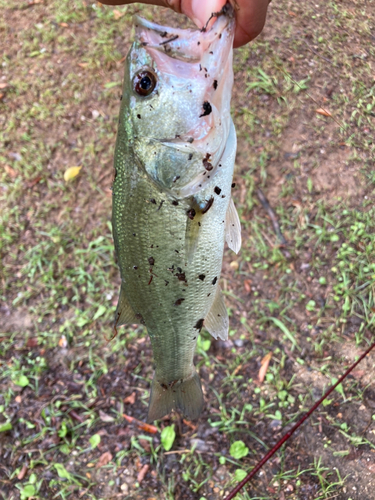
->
[[112, 6, 238, 422]]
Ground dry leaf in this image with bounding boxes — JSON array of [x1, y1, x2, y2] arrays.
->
[[69, 410, 85, 423], [315, 108, 332, 117], [113, 9, 124, 19], [64, 166, 81, 181], [99, 410, 115, 423], [17, 464, 28, 480], [139, 438, 151, 453], [96, 451, 112, 468], [0, 83, 8, 90], [58, 335, 67, 348], [78, 62, 88, 68], [258, 352, 272, 383], [4, 165, 18, 178], [26, 337, 38, 348], [27, 175, 42, 188], [59, 22, 68, 27], [124, 392, 136, 404], [229, 260, 239, 270], [243, 279, 251, 293], [137, 464, 149, 483], [232, 364, 242, 376]]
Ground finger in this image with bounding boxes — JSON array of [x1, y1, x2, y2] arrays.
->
[[99, 0, 270, 48], [182, 0, 270, 47], [99, 0, 168, 7], [180, 0, 226, 28], [232, 0, 270, 48]]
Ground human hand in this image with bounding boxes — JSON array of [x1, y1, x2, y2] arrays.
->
[[99, 0, 271, 48]]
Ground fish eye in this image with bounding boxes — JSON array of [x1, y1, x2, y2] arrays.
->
[[133, 70, 157, 97]]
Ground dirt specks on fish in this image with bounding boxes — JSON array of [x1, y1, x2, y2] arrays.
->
[[203, 153, 213, 171], [176, 271, 186, 282], [135, 313, 145, 325], [201, 197, 214, 214], [194, 318, 204, 331], [212, 276, 217, 285], [148, 257, 155, 266], [187, 208, 196, 220], [200, 101, 212, 117], [159, 34, 179, 45]]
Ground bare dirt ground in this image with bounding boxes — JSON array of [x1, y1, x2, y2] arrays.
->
[[1, 1, 375, 499]]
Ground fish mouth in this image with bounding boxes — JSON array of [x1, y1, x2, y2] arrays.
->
[[133, 4, 235, 67], [133, 4, 235, 140]]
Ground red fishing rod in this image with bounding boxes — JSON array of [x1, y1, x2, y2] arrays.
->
[[224, 338, 375, 500]]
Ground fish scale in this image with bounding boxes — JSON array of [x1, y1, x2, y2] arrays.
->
[[112, 5, 241, 422]]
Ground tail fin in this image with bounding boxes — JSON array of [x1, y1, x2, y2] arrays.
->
[[147, 371, 204, 423]]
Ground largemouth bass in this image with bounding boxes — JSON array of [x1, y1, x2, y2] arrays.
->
[[112, 4, 241, 422]]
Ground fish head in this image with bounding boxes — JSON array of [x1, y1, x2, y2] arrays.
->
[[120, 6, 235, 193]]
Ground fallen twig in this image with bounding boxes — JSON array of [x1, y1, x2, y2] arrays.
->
[[256, 188, 287, 245], [122, 413, 158, 434]]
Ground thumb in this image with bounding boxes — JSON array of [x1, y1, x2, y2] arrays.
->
[[180, 0, 227, 28]]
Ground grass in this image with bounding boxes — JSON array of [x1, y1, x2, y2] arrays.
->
[[1, 0, 375, 499]]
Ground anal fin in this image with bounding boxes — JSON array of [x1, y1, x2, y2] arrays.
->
[[225, 197, 242, 254], [204, 285, 229, 341], [114, 285, 138, 327]]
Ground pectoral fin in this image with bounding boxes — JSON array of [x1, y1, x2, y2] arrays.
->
[[114, 285, 138, 327], [204, 285, 229, 341], [225, 197, 242, 254]]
